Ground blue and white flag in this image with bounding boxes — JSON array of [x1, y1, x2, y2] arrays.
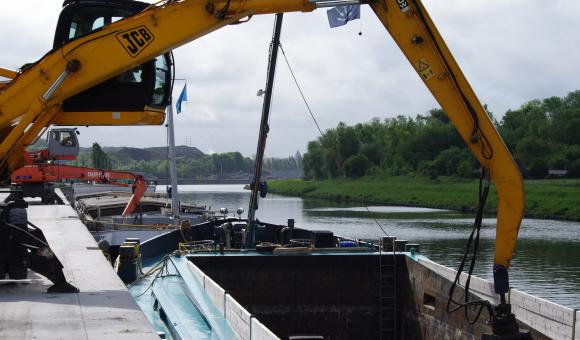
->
[[176, 84, 188, 114], [327, 5, 360, 28]]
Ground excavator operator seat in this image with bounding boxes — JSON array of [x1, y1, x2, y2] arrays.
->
[[47, 129, 79, 158], [53, 0, 172, 117]]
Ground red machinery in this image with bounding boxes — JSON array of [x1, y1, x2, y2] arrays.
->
[[9, 128, 147, 216], [24, 128, 79, 164], [12, 164, 148, 216]]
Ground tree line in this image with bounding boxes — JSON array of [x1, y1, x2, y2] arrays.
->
[[73, 148, 302, 179], [302, 90, 580, 180]]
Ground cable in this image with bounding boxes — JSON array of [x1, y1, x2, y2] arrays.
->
[[4, 223, 49, 248], [169, 52, 176, 105], [446, 167, 494, 324], [411, 0, 493, 161], [279, 44, 324, 138], [129, 255, 178, 297], [279, 44, 344, 175], [232, 0, 249, 18], [129, 254, 210, 328], [215, 0, 233, 19], [363, 204, 391, 239]]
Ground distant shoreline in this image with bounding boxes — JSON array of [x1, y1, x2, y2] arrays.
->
[[157, 178, 249, 185], [267, 176, 580, 221]]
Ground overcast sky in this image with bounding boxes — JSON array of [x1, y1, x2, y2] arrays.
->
[[1, 1, 579, 157]]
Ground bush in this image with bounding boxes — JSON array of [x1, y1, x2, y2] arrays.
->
[[365, 165, 384, 176], [342, 154, 370, 178], [568, 159, 580, 178], [431, 147, 471, 176], [457, 159, 477, 178], [417, 160, 438, 179], [527, 159, 549, 179]]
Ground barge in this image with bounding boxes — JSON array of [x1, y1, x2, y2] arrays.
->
[[117, 218, 578, 340], [71, 186, 213, 258]]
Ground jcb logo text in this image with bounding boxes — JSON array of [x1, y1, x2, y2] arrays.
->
[[396, 0, 410, 12], [116, 26, 154, 58]]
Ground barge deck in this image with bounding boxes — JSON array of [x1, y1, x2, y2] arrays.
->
[[0, 190, 159, 339]]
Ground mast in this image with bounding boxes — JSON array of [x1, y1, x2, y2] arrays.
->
[[167, 99, 180, 218], [243, 13, 284, 249]]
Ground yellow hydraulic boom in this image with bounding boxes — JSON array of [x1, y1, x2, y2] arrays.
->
[[0, 0, 524, 329]]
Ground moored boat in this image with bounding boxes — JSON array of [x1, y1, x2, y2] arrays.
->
[[119, 217, 570, 340], [72, 185, 213, 258]]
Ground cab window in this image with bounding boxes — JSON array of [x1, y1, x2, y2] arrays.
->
[[152, 56, 170, 106], [68, 7, 132, 40], [51, 131, 75, 147]]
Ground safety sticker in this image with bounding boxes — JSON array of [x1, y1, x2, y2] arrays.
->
[[415, 59, 435, 81], [396, 0, 410, 12], [116, 26, 155, 58]]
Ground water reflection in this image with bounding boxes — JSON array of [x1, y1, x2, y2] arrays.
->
[[307, 206, 448, 213], [176, 185, 580, 308]]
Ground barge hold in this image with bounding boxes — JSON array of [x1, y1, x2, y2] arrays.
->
[[125, 218, 579, 340]]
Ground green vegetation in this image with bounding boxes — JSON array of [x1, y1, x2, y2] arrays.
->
[[302, 91, 580, 180], [91, 143, 111, 169], [62, 90, 579, 221], [267, 176, 580, 221], [71, 145, 302, 179], [292, 90, 580, 220]]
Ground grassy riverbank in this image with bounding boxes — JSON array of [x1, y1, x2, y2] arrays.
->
[[267, 176, 580, 221]]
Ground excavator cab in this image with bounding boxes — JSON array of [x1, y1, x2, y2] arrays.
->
[[22, 128, 80, 164], [46, 128, 79, 159], [52, 0, 172, 125]]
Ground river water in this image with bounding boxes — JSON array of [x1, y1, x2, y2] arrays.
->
[[167, 184, 580, 309]]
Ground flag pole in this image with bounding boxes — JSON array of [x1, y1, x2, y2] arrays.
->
[[167, 93, 180, 219]]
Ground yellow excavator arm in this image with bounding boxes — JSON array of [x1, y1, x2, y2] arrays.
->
[[0, 0, 523, 294], [368, 1, 525, 280]]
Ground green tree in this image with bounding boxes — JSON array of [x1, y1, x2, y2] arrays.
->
[[515, 137, 556, 176], [303, 141, 325, 179], [91, 143, 111, 169], [431, 147, 472, 176], [336, 123, 360, 164], [499, 100, 549, 150], [550, 91, 580, 145], [528, 159, 549, 179], [342, 154, 370, 178]]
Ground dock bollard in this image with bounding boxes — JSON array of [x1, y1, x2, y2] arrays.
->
[[281, 219, 295, 245], [394, 240, 408, 252], [125, 238, 141, 256], [125, 238, 141, 245], [405, 243, 421, 254], [381, 236, 396, 251], [116, 243, 138, 283], [122, 241, 139, 259], [125, 237, 142, 270]]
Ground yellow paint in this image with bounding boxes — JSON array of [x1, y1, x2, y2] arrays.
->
[[0, 67, 17, 79], [415, 58, 435, 81], [0, 0, 524, 273], [370, 0, 523, 269], [53, 109, 165, 126]]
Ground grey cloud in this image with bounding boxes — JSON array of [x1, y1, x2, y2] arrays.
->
[[1, 1, 579, 157]]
